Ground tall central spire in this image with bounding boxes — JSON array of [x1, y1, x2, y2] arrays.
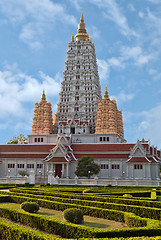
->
[[75, 9, 89, 41]]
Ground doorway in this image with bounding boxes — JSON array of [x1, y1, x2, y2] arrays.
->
[[55, 164, 62, 178], [71, 127, 75, 134]]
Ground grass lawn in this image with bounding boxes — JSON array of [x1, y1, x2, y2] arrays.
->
[[0, 202, 128, 229]]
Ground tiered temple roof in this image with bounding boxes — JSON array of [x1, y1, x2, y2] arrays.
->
[[31, 90, 53, 135], [95, 86, 124, 138]]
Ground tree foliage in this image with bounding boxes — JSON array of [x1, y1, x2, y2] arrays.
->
[[75, 156, 100, 177], [7, 134, 28, 144]]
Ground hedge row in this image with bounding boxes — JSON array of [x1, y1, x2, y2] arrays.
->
[[9, 188, 157, 208], [0, 194, 160, 227], [4, 191, 161, 220], [0, 202, 160, 239], [0, 218, 59, 240]]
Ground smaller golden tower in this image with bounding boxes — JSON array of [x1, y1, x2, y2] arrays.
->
[[95, 87, 124, 138], [31, 90, 53, 135]]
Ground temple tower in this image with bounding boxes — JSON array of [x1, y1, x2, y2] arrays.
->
[[54, 10, 101, 134], [95, 87, 124, 138], [31, 90, 53, 135]]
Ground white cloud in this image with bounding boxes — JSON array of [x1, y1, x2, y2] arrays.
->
[[97, 59, 109, 81], [0, 0, 77, 48], [148, 0, 161, 3], [88, 25, 100, 39], [0, 64, 61, 118], [91, 0, 137, 37], [108, 57, 124, 68], [110, 92, 135, 105], [120, 46, 153, 66], [128, 4, 136, 12], [138, 104, 161, 148], [138, 12, 144, 19]]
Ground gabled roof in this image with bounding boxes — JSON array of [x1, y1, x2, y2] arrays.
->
[[130, 140, 146, 156], [127, 156, 151, 163]]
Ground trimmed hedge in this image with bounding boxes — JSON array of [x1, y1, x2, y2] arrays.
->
[[3, 192, 161, 221], [8, 188, 160, 208], [1, 192, 161, 239], [0, 218, 60, 240], [0, 204, 160, 239]]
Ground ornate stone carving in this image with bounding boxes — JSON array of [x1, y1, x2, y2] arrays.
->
[[95, 87, 124, 138], [31, 90, 53, 135]]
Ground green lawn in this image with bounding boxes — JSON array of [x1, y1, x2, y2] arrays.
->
[[0, 202, 128, 229]]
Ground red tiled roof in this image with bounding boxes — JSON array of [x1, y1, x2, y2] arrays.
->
[[154, 148, 157, 154], [75, 154, 129, 159], [0, 154, 47, 159], [0, 145, 55, 152], [80, 121, 89, 125], [59, 122, 67, 126], [72, 144, 135, 152], [48, 157, 67, 162], [127, 157, 150, 163], [157, 151, 161, 158], [148, 157, 158, 163]]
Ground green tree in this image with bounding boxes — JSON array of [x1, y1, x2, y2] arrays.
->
[[7, 134, 28, 144], [75, 156, 100, 178]]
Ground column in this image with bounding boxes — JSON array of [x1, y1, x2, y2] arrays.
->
[[66, 163, 69, 178], [62, 164, 64, 178], [156, 164, 159, 179], [15, 159, 17, 176], [109, 160, 111, 178], [143, 163, 146, 179], [126, 164, 129, 179], [148, 164, 151, 179], [131, 165, 134, 179], [120, 160, 123, 178]]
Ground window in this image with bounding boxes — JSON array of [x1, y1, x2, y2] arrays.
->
[[74, 107, 79, 111], [27, 164, 34, 169], [75, 96, 79, 100], [17, 164, 24, 168], [35, 138, 37, 142], [75, 86, 79, 90], [134, 164, 143, 170], [8, 164, 15, 168], [100, 137, 109, 142], [38, 138, 40, 142], [101, 164, 109, 169], [112, 164, 120, 169], [41, 138, 43, 142], [37, 164, 43, 169]]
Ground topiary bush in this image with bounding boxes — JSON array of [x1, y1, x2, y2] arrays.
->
[[63, 208, 84, 224], [21, 202, 39, 213], [123, 194, 133, 198]]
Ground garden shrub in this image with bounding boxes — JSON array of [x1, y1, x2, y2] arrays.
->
[[63, 208, 84, 224], [21, 202, 39, 213], [151, 189, 157, 200], [123, 194, 133, 198]]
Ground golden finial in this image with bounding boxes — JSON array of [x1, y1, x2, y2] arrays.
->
[[81, 8, 84, 21], [103, 85, 109, 99], [75, 10, 89, 42], [71, 33, 74, 42], [40, 89, 47, 102]]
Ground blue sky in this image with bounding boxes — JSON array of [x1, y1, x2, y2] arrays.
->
[[0, 0, 161, 148]]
